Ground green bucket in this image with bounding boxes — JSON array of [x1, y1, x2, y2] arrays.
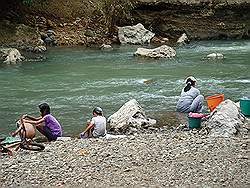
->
[[188, 117, 202, 128], [240, 98, 250, 116]]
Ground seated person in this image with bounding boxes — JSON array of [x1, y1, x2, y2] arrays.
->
[[176, 76, 204, 113], [11, 118, 36, 140], [22, 103, 62, 142], [80, 107, 106, 139]]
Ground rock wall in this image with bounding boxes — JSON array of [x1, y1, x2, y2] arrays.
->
[[0, 0, 249, 47], [131, 0, 250, 40]]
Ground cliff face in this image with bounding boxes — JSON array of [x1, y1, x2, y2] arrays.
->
[[0, 0, 249, 47], [131, 0, 250, 40]]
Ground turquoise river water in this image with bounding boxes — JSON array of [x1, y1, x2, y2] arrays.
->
[[0, 40, 250, 137]]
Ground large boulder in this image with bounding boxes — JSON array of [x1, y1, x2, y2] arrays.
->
[[0, 48, 25, 64], [134, 45, 176, 58], [118, 23, 155, 44], [207, 99, 245, 137], [108, 99, 156, 133]]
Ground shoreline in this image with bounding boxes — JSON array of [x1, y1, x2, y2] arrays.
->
[[1, 129, 249, 187]]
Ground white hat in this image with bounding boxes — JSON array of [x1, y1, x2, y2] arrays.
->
[[185, 76, 197, 83]]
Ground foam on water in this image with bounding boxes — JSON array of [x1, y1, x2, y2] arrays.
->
[[234, 79, 250, 84], [185, 40, 250, 53]]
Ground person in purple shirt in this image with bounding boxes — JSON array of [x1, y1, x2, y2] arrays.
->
[[22, 103, 62, 141]]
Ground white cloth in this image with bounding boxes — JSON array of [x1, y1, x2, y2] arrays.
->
[[91, 116, 107, 137], [176, 86, 204, 113]]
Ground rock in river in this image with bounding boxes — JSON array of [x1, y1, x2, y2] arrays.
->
[[134, 45, 176, 58], [176, 33, 189, 45], [206, 53, 224, 59], [118, 23, 155, 45], [0, 48, 25, 64]]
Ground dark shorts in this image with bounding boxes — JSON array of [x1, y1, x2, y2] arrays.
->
[[44, 126, 59, 141], [37, 126, 59, 142]]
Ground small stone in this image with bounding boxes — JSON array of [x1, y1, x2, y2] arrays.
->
[[237, 155, 248, 159]]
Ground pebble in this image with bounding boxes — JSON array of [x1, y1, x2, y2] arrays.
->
[[0, 129, 249, 187]]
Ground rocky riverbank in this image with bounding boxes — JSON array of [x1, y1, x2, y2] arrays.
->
[[1, 99, 249, 187], [0, 128, 249, 187], [0, 0, 249, 49], [133, 0, 250, 40]]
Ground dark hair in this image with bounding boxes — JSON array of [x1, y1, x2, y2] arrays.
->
[[39, 103, 50, 115], [93, 107, 103, 116], [184, 78, 196, 92]]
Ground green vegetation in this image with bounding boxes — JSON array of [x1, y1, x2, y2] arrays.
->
[[93, 0, 136, 35], [22, 0, 33, 6]]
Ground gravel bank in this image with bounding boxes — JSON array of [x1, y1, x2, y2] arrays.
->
[[0, 129, 249, 187]]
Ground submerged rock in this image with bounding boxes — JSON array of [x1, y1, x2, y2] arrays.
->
[[206, 99, 244, 137], [134, 45, 176, 58], [108, 99, 156, 133], [118, 23, 155, 44], [0, 48, 25, 64]]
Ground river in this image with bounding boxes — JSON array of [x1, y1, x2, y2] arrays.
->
[[0, 40, 249, 137]]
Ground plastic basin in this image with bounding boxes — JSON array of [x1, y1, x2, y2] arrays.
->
[[206, 93, 224, 111], [240, 98, 250, 116], [188, 116, 201, 129]]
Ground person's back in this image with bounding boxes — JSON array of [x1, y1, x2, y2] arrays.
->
[[22, 103, 63, 142], [21, 123, 36, 139], [177, 86, 200, 112], [12, 120, 36, 139], [80, 107, 107, 139], [44, 114, 62, 137], [91, 115, 106, 137], [176, 76, 204, 113]]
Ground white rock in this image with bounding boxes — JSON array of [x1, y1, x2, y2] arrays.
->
[[207, 53, 224, 59], [108, 99, 156, 131], [100, 44, 113, 50], [56, 137, 72, 141], [134, 45, 176, 58], [177, 33, 189, 44], [118, 23, 155, 44], [0, 48, 25, 64], [207, 99, 244, 137], [105, 134, 127, 139]]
